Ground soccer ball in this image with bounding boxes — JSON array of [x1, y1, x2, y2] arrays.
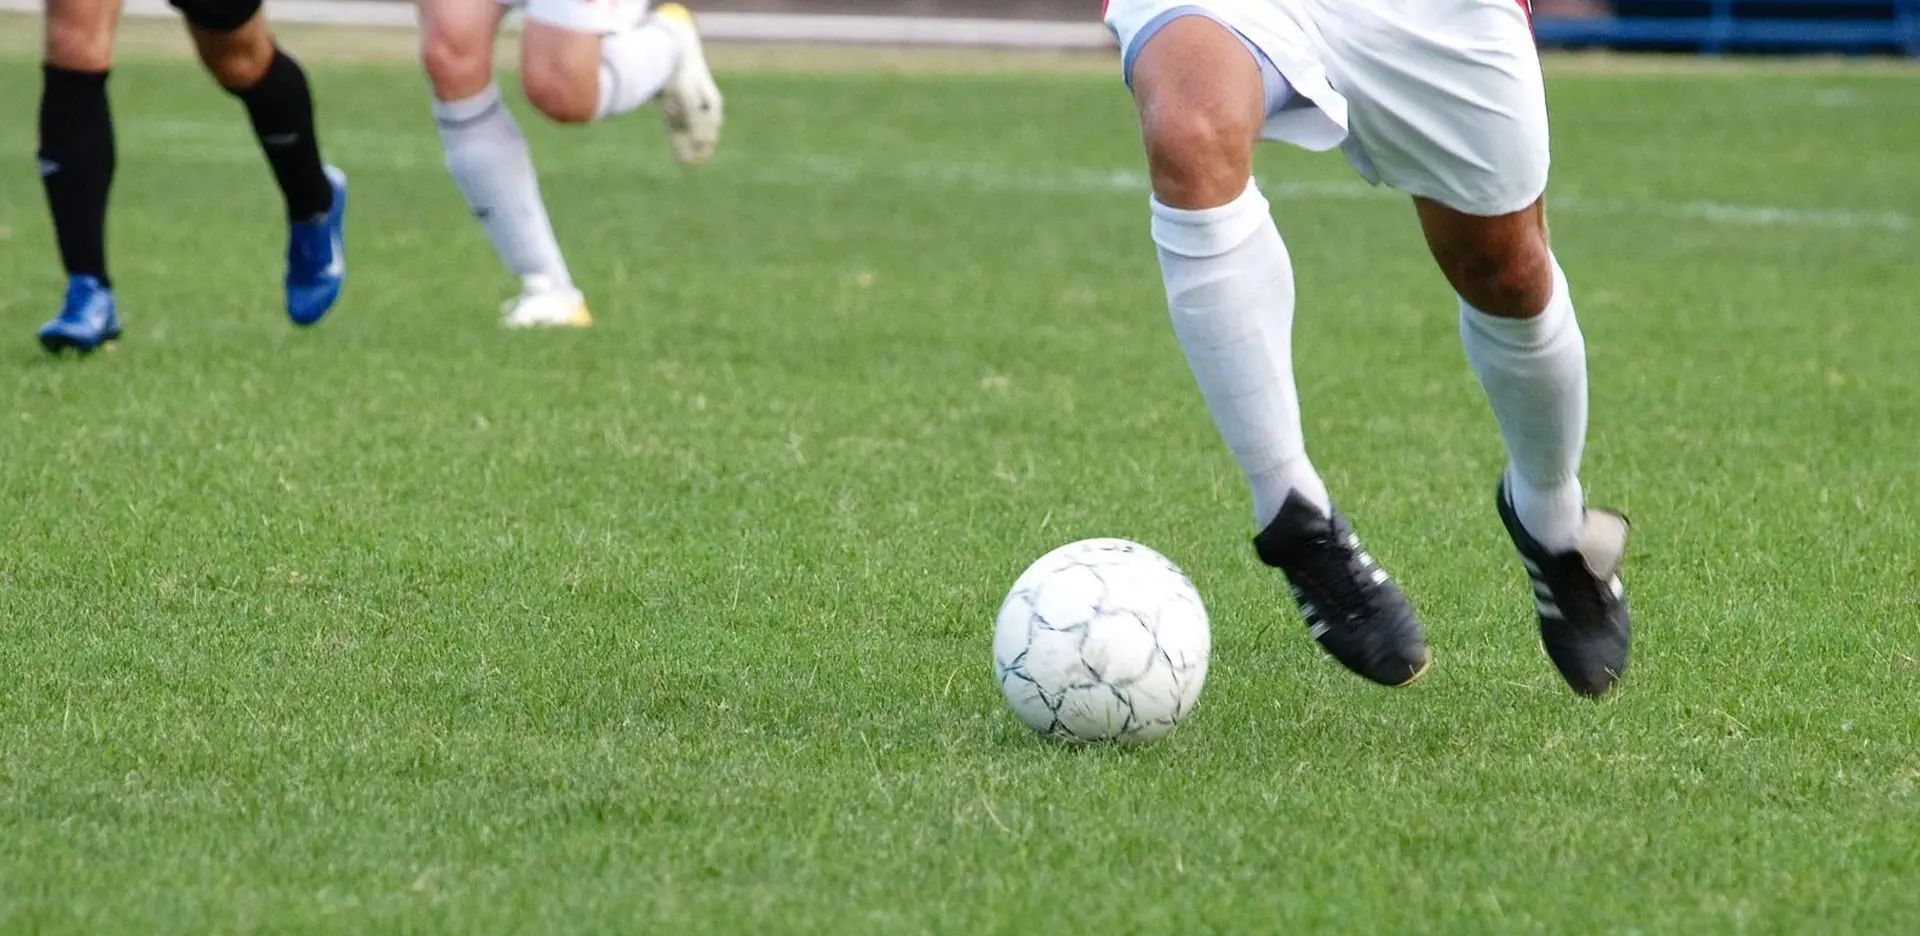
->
[[992, 539, 1211, 744]]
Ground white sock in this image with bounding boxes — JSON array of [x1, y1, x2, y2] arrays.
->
[[596, 19, 681, 120], [1153, 180, 1331, 528], [432, 85, 572, 288], [1460, 254, 1588, 551]]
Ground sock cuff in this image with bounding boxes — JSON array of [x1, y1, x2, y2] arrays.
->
[[231, 46, 298, 94], [43, 63, 110, 86], [1150, 179, 1270, 259], [433, 84, 504, 126], [221, 47, 295, 98], [1459, 252, 1574, 349], [38, 64, 114, 149]]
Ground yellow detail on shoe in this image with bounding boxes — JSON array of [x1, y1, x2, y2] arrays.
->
[[654, 3, 694, 29], [1392, 656, 1432, 688], [557, 301, 593, 328]]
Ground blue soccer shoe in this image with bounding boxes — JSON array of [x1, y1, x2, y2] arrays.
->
[[285, 164, 347, 326], [38, 274, 120, 354]]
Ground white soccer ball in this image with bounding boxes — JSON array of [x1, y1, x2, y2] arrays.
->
[[992, 539, 1211, 744]]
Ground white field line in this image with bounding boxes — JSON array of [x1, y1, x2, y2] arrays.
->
[[0, 0, 1118, 47], [3, 118, 1910, 234]]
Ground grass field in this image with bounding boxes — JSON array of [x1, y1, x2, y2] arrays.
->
[[3, 20, 1919, 933]]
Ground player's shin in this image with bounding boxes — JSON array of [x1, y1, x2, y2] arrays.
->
[[1460, 253, 1588, 551], [432, 84, 573, 288], [38, 64, 115, 285], [1151, 179, 1330, 527]]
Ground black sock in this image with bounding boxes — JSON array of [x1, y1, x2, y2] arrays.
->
[[39, 65, 115, 287], [231, 48, 333, 220]]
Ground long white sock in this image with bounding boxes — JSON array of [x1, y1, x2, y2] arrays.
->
[[1153, 180, 1331, 528], [432, 84, 572, 288], [1460, 254, 1587, 551], [596, 19, 681, 120]]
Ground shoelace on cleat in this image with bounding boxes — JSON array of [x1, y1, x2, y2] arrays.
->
[[1284, 533, 1384, 630]]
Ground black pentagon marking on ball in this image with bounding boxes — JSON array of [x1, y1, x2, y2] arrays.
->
[[1036, 679, 1065, 714], [1036, 615, 1090, 637], [1001, 669, 1046, 706], [994, 649, 1031, 688], [1047, 710, 1089, 744], [999, 651, 1071, 718]]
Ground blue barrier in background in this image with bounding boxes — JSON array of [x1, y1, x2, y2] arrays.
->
[[1534, 0, 1920, 55]]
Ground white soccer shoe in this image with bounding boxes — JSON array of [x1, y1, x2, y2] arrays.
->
[[652, 4, 724, 165], [501, 276, 592, 329]]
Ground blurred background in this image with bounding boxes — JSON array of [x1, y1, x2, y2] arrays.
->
[[553, 0, 1920, 56], [6, 0, 1912, 55]]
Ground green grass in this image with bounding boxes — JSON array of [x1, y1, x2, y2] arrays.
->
[[3, 31, 1919, 934]]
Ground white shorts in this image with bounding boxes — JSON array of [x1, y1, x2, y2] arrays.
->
[[1106, 0, 1550, 216], [496, 0, 645, 35]]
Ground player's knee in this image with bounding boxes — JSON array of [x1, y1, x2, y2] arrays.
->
[[1448, 240, 1552, 318], [421, 32, 493, 102], [200, 34, 274, 91], [520, 62, 596, 125], [1141, 105, 1254, 209], [44, 16, 114, 71]]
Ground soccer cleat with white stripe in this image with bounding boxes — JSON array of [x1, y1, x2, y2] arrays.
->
[[501, 276, 592, 329], [1254, 492, 1431, 687], [38, 275, 119, 354], [652, 4, 723, 165], [1496, 477, 1632, 698], [285, 165, 348, 326]]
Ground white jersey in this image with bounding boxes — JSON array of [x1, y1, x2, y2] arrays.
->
[[1105, 0, 1550, 216]]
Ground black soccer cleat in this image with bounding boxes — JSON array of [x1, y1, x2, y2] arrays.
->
[[1495, 478, 1632, 698], [1254, 492, 1431, 687]]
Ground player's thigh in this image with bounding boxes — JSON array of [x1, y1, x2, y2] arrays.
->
[[418, 0, 506, 100], [180, 3, 275, 90], [1125, 14, 1267, 209], [44, 0, 122, 71], [1415, 196, 1552, 317], [1321, 0, 1549, 217]]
